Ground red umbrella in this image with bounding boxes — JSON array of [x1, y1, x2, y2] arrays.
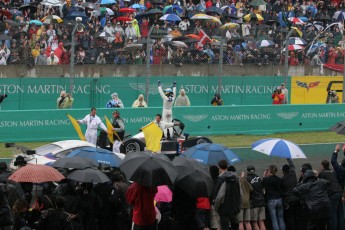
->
[[8, 164, 65, 183], [119, 8, 136, 13], [186, 34, 200, 40], [116, 17, 132, 22]]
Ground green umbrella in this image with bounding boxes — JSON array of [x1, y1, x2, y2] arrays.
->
[[249, 0, 268, 6]]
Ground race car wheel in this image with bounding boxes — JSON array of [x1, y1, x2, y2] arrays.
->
[[196, 138, 211, 145], [124, 140, 141, 154]]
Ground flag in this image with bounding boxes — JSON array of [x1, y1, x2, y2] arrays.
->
[[196, 29, 211, 50], [142, 122, 163, 153], [104, 116, 114, 144], [66, 114, 86, 141], [291, 26, 303, 37]]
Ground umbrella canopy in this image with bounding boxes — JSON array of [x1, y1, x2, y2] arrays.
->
[[65, 11, 89, 24], [172, 41, 188, 48], [41, 15, 63, 24], [67, 168, 110, 183], [93, 7, 114, 16], [333, 10, 345, 22], [67, 147, 122, 167], [221, 22, 240, 30], [145, 8, 163, 15], [18, 4, 37, 12], [97, 31, 113, 37], [283, 44, 304, 51], [130, 4, 146, 10], [52, 157, 98, 169], [154, 185, 173, 202], [116, 16, 132, 22], [8, 164, 64, 183], [221, 5, 238, 14], [172, 157, 213, 197], [119, 8, 136, 13], [159, 14, 181, 22], [305, 22, 324, 31], [252, 138, 307, 159], [181, 143, 241, 165], [123, 43, 143, 52], [249, 0, 268, 6], [205, 6, 223, 15], [256, 39, 275, 48], [0, 34, 12, 40], [288, 37, 307, 45], [98, 0, 117, 4], [119, 151, 177, 187], [243, 13, 264, 21], [162, 5, 183, 14], [191, 13, 213, 20], [330, 121, 345, 135], [41, 0, 64, 6], [29, 20, 43, 26], [81, 2, 97, 9], [288, 17, 305, 25], [185, 34, 200, 40]]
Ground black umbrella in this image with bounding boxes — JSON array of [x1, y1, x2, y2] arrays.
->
[[67, 168, 110, 183], [330, 121, 345, 135], [52, 157, 98, 169], [0, 34, 11, 40], [119, 151, 177, 187], [172, 36, 188, 41], [172, 157, 213, 197], [135, 38, 154, 44], [18, 4, 37, 12], [205, 6, 223, 15]]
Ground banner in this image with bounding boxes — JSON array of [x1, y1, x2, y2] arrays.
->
[[291, 76, 343, 104], [0, 76, 286, 110], [1, 104, 345, 142]]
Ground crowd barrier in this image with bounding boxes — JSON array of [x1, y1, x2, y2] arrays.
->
[[1, 104, 345, 142]]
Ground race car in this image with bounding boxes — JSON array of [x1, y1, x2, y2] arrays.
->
[[9, 140, 95, 170], [97, 119, 212, 155]]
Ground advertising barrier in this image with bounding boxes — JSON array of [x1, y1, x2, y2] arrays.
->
[[0, 76, 286, 110], [1, 104, 344, 142]]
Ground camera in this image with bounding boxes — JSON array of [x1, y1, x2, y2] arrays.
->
[[328, 90, 335, 96], [0, 94, 7, 103]]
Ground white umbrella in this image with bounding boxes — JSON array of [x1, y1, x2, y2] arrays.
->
[[41, 0, 63, 6], [92, 7, 114, 16], [172, 41, 188, 48]]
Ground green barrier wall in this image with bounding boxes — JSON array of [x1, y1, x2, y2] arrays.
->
[[1, 104, 344, 142], [0, 76, 287, 110]]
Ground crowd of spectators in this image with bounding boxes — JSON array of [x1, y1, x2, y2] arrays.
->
[[0, 0, 345, 69]]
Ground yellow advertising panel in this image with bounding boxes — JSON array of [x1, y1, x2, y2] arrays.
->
[[291, 76, 343, 104]]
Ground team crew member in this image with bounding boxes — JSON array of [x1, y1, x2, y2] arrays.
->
[[112, 110, 125, 153], [78, 108, 108, 145]]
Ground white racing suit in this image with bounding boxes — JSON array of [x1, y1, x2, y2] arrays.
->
[[78, 115, 107, 145], [158, 85, 176, 139]]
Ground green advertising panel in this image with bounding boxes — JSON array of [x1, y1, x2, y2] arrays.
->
[[0, 104, 344, 142], [0, 76, 287, 110]]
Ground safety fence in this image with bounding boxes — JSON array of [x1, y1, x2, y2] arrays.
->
[[1, 104, 345, 142]]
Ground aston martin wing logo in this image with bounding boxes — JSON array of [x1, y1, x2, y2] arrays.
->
[[183, 114, 208, 122], [276, 112, 299, 120], [128, 83, 160, 95]]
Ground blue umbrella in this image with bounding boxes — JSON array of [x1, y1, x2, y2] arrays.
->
[[67, 147, 122, 167], [130, 4, 146, 11], [333, 10, 345, 22], [181, 143, 241, 165], [29, 20, 43, 26], [159, 14, 181, 22], [252, 138, 306, 159], [97, 0, 117, 5], [221, 5, 238, 14], [298, 16, 308, 22]]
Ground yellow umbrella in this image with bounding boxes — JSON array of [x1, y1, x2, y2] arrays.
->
[[221, 22, 240, 30], [41, 15, 63, 24], [243, 13, 264, 21], [190, 13, 213, 20], [209, 16, 222, 25]]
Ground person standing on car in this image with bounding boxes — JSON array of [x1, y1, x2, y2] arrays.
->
[[158, 80, 176, 140], [78, 108, 108, 145], [112, 110, 125, 154]]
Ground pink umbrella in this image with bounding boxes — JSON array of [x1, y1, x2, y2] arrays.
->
[[154, 185, 172, 202]]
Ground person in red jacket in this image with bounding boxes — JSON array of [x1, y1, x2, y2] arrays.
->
[[126, 182, 158, 230], [206, 0, 213, 8], [196, 197, 211, 230], [288, 52, 299, 66], [272, 87, 285, 104]]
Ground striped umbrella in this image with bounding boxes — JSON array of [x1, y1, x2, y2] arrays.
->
[[333, 11, 345, 22], [41, 15, 63, 24], [289, 37, 307, 45], [288, 17, 305, 25], [243, 13, 264, 21], [283, 44, 304, 51], [256, 40, 275, 48], [252, 138, 306, 159], [159, 14, 181, 22], [8, 164, 65, 183]]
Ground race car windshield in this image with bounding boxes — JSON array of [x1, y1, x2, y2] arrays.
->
[[35, 144, 62, 156]]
